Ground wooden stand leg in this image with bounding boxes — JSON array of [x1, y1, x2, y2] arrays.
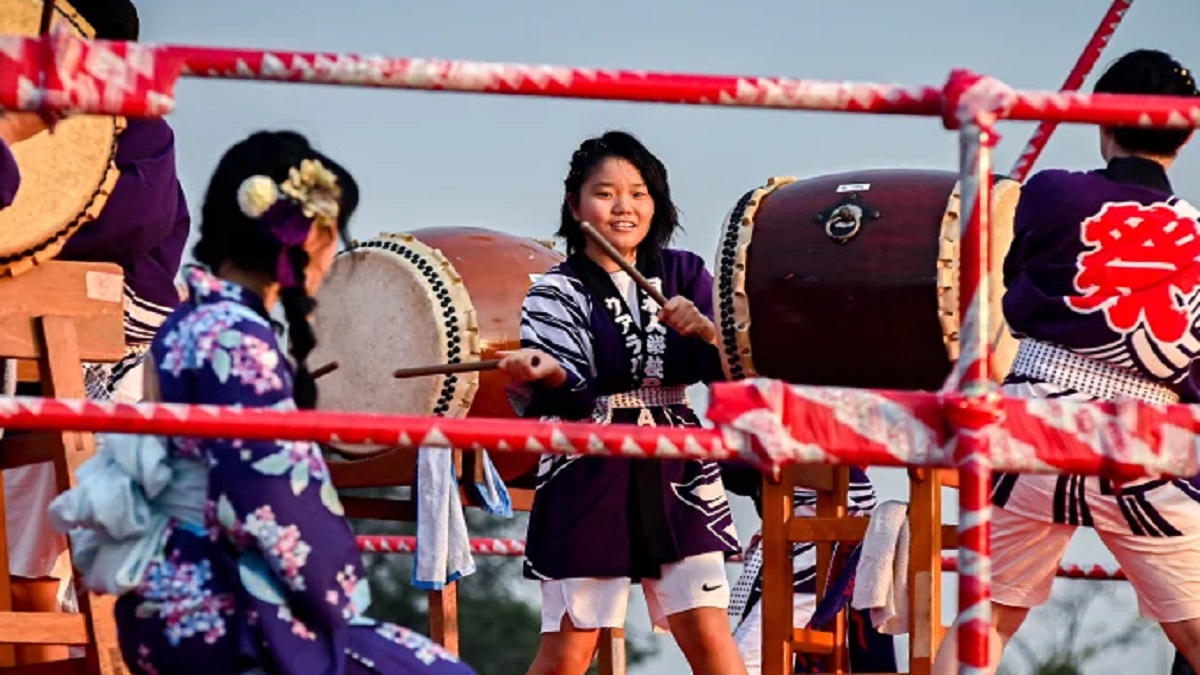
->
[[428, 585, 459, 656], [39, 317, 120, 675], [761, 471, 794, 675], [597, 627, 625, 675], [0, 476, 14, 667], [908, 469, 946, 675]]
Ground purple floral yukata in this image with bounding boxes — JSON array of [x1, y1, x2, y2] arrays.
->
[[111, 265, 475, 675]]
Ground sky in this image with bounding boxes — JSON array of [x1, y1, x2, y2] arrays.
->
[[137, 1, 1199, 673]]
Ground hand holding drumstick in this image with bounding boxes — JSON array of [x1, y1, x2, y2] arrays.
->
[[579, 222, 717, 344], [497, 349, 567, 387]]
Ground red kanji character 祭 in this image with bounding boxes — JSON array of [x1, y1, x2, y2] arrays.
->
[[1067, 201, 1200, 344]]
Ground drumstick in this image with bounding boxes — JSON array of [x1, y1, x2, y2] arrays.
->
[[392, 356, 540, 379], [579, 221, 718, 345], [579, 222, 670, 307], [39, 1, 54, 34], [311, 361, 339, 380]]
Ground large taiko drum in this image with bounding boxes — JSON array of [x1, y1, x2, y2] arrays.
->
[[0, 0, 122, 278], [712, 169, 1021, 391], [309, 227, 564, 487]]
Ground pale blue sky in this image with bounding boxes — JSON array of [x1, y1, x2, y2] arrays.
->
[[139, 1, 1198, 672]]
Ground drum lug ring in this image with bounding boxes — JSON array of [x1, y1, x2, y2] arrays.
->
[[812, 192, 881, 243]]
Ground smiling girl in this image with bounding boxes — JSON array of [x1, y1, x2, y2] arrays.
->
[[500, 131, 746, 675]]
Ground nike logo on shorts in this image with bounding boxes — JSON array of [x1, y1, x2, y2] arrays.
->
[[702, 583, 722, 592]]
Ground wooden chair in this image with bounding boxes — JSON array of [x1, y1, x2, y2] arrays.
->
[[760, 465, 960, 675], [0, 260, 127, 674], [760, 465, 870, 675]]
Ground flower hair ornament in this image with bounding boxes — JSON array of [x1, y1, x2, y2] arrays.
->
[[236, 159, 342, 289]]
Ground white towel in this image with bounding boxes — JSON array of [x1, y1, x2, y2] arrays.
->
[[412, 447, 476, 591], [850, 500, 909, 635]]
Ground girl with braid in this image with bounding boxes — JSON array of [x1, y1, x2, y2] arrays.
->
[[49, 131, 476, 675]]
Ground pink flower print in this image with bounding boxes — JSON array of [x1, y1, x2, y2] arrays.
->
[[336, 565, 359, 597], [187, 267, 225, 298], [135, 556, 235, 647], [136, 645, 159, 675], [276, 605, 317, 642], [228, 334, 284, 394], [244, 506, 311, 591]]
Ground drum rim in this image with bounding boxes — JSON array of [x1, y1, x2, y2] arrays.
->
[[0, 0, 123, 278], [712, 175, 796, 381], [936, 176, 1021, 378]]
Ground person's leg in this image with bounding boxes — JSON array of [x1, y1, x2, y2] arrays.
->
[[1097, 527, 1200, 672], [931, 508, 1074, 675], [643, 552, 748, 675], [930, 603, 1028, 675], [527, 578, 628, 675], [666, 607, 748, 675]]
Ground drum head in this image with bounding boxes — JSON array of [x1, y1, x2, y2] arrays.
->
[[310, 233, 481, 455], [0, 0, 122, 278]]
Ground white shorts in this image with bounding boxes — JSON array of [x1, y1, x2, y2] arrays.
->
[[992, 506, 1200, 623], [540, 552, 730, 634]]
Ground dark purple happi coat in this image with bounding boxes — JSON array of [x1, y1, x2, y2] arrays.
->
[[508, 248, 741, 581], [1003, 156, 1200, 389]]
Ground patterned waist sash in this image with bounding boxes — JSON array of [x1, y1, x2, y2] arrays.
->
[[1010, 337, 1179, 404], [600, 385, 690, 409], [592, 385, 691, 424]]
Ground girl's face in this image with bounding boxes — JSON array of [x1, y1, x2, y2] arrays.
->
[[569, 157, 655, 266]]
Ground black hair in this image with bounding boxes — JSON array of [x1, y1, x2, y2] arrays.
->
[[193, 131, 359, 410], [556, 130, 681, 259], [1094, 49, 1198, 156], [67, 0, 140, 41]]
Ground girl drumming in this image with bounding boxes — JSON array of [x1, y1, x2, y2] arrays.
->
[[50, 131, 476, 675], [500, 130, 747, 675]]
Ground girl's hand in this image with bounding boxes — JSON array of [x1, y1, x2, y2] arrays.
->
[[498, 348, 567, 387], [659, 296, 716, 344]]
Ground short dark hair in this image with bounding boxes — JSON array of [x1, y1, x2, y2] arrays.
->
[[1094, 49, 1198, 156], [68, 0, 140, 41], [556, 130, 681, 259]]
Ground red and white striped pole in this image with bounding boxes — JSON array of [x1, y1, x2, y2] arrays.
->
[[1008, 0, 1133, 182]]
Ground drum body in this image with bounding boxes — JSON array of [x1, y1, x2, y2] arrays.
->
[[712, 169, 1019, 391], [310, 227, 564, 485]]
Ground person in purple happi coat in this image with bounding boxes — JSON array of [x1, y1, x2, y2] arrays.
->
[[932, 50, 1200, 674], [499, 130, 749, 675]]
